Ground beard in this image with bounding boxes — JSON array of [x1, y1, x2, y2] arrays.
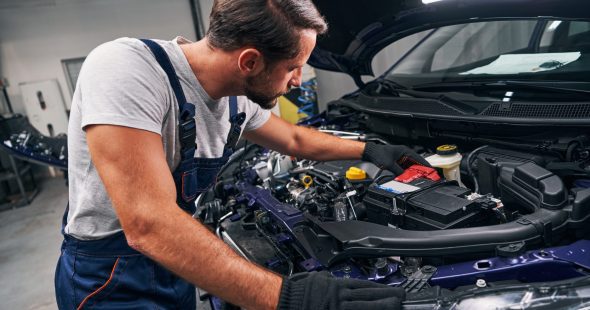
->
[[244, 71, 286, 110]]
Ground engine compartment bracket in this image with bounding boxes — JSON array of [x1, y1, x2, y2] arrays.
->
[[402, 265, 437, 293]]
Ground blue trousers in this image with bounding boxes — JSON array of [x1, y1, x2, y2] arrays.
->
[[54, 232, 196, 309]]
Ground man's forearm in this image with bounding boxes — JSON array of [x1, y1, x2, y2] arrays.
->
[[129, 202, 282, 310], [289, 125, 365, 161], [87, 125, 282, 310]]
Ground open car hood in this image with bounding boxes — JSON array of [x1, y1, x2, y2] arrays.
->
[[309, 0, 590, 78]]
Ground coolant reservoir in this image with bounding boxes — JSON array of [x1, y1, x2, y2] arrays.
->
[[425, 145, 464, 186]]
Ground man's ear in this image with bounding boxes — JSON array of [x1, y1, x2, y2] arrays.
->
[[237, 48, 266, 76]]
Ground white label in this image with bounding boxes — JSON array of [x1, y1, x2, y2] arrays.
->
[[378, 180, 420, 194]]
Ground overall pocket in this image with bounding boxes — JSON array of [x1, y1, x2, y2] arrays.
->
[[181, 167, 199, 202], [73, 255, 128, 309]]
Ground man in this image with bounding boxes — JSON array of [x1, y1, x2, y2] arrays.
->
[[55, 0, 427, 309]]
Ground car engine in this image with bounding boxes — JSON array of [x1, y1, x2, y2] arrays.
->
[[197, 106, 590, 306]]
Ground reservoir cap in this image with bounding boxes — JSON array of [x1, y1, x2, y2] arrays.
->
[[436, 144, 458, 156], [346, 167, 367, 180]]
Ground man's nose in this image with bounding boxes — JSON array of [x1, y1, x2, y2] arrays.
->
[[289, 68, 302, 88]]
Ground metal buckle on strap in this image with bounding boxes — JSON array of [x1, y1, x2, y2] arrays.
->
[[226, 125, 241, 150], [179, 118, 196, 148], [226, 112, 246, 151]]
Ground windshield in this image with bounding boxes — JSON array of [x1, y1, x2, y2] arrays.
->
[[385, 19, 590, 87]]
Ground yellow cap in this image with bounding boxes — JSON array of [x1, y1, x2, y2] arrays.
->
[[301, 175, 313, 188], [346, 167, 367, 180], [436, 144, 458, 156]]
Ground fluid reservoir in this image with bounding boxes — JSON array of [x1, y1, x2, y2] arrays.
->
[[425, 145, 464, 187]]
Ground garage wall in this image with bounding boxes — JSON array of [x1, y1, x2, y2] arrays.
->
[[198, 0, 214, 33], [0, 0, 196, 114]]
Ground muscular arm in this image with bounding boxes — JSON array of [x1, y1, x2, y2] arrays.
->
[[243, 114, 365, 161], [86, 125, 281, 310]]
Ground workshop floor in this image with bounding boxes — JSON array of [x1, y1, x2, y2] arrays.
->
[[0, 177, 67, 310], [0, 177, 212, 310]]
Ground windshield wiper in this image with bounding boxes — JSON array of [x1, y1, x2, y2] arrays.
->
[[369, 79, 478, 114], [412, 80, 590, 99]]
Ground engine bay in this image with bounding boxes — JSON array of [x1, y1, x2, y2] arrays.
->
[[197, 105, 590, 301]]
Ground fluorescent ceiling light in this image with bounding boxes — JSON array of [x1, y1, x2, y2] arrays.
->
[[422, 0, 444, 3]]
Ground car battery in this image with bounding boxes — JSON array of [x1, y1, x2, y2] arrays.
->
[[363, 177, 488, 230]]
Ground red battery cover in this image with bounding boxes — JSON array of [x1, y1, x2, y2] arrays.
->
[[394, 165, 441, 183]]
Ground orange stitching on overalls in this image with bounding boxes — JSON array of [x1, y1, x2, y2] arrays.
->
[[181, 171, 197, 201], [76, 257, 120, 310]]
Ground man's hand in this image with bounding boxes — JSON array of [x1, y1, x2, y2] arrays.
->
[[278, 271, 405, 310], [362, 142, 431, 175]]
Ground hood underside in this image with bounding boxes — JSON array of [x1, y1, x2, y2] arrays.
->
[[310, 0, 590, 77]]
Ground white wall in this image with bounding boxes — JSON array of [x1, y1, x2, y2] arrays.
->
[[198, 0, 214, 33], [0, 0, 196, 114]]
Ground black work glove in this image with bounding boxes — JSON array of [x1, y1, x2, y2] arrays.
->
[[362, 142, 431, 175], [277, 271, 405, 310]]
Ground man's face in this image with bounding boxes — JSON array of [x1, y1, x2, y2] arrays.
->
[[245, 30, 317, 109]]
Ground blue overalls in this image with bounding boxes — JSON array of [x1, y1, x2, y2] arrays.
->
[[54, 39, 245, 309]]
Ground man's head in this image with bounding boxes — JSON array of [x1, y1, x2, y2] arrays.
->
[[206, 0, 327, 109]]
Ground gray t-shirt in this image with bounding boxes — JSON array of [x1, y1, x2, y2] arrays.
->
[[66, 37, 270, 240]]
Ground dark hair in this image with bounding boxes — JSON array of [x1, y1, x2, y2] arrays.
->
[[206, 0, 328, 63]]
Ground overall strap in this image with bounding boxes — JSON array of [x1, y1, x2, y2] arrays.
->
[[140, 39, 242, 159], [229, 95, 238, 119], [225, 96, 246, 155], [140, 39, 188, 107], [140, 39, 196, 170]]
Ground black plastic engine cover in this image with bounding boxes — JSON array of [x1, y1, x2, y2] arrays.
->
[[499, 162, 568, 211], [461, 146, 549, 197]]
